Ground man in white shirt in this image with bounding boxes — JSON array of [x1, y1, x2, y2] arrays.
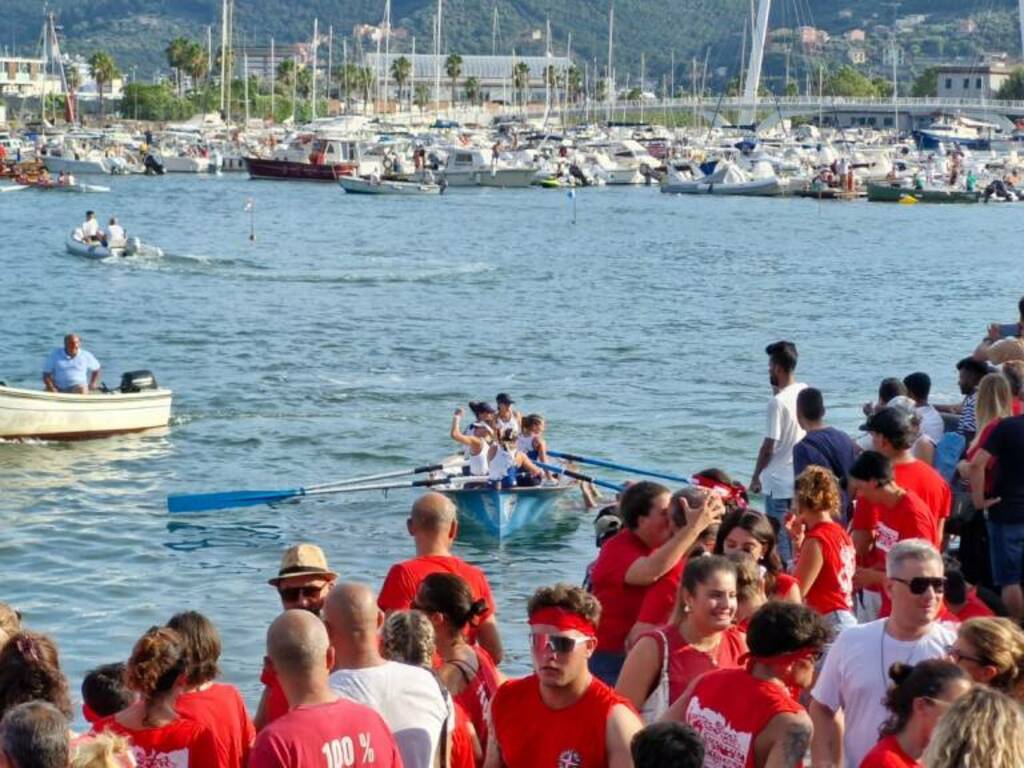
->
[[325, 582, 451, 768], [750, 340, 806, 564], [903, 372, 945, 446], [809, 539, 955, 768], [106, 216, 126, 246], [81, 210, 106, 245]]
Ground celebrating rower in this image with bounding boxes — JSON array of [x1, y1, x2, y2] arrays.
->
[[451, 408, 494, 476]]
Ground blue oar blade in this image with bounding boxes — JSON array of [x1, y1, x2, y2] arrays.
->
[[167, 488, 305, 514]]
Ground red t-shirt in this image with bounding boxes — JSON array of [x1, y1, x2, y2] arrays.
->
[[590, 530, 654, 652], [636, 559, 685, 626], [450, 701, 477, 768], [258, 665, 290, 730], [966, 420, 1001, 496], [491, 675, 635, 768], [378, 555, 496, 632], [450, 646, 501, 753], [249, 699, 402, 768], [175, 683, 255, 768], [684, 668, 804, 768], [802, 521, 856, 615], [951, 588, 996, 622], [773, 573, 799, 601], [869, 491, 938, 618], [642, 624, 748, 704], [94, 715, 220, 768], [852, 462, 951, 543], [859, 735, 921, 767]]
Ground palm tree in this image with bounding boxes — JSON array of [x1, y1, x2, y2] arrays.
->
[[64, 65, 81, 93], [413, 82, 431, 110], [355, 67, 374, 112], [464, 76, 480, 105], [165, 37, 191, 96], [444, 53, 462, 106], [296, 66, 312, 99], [566, 65, 582, 103], [512, 61, 531, 110], [185, 40, 208, 91], [391, 56, 411, 104], [88, 51, 120, 119]]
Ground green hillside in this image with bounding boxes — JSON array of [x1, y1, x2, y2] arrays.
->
[[4, 0, 1018, 90]]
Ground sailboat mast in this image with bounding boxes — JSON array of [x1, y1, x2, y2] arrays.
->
[[311, 18, 318, 120], [270, 37, 276, 121], [740, 0, 771, 127], [327, 26, 333, 117], [606, 1, 614, 123]]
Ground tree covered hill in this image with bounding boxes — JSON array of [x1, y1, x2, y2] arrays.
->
[[3, 0, 1018, 88]]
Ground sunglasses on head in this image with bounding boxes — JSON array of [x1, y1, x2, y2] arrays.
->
[[279, 585, 324, 601], [891, 576, 946, 595], [530, 633, 589, 655]]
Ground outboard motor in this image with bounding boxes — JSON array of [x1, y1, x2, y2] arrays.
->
[[144, 153, 165, 175], [120, 370, 158, 393]]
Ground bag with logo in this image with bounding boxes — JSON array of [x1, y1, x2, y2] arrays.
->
[[640, 629, 670, 724]]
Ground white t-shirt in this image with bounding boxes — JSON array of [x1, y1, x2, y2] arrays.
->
[[107, 223, 126, 243], [329, 662, 452, 768], [82, 218, 100, 238], [916, 405, 945, 446], [761, 382, 807, 499], [811, 619, 955, 768]]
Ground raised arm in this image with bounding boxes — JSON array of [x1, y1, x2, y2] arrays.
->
[[625, 493, 724, 586], [450, 408, 479, 449]]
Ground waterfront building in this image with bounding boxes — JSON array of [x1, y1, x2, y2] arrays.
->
[[936, 61, 1014, 100]]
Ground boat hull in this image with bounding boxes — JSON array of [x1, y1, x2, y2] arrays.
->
[[338, 177, 441, 195], [867, 183, 981, 204], [244, 157, 357, 182], [0, 385, 173, 440], [43, 156, 110, 175], [440, 484, 573, 538], [661, 177, 782, 196]]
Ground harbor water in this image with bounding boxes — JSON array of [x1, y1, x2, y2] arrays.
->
[[0, 174, 1019, 723]]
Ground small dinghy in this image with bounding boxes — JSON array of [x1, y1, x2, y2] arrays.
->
[[29, 181, 111, 193], [0, 184, 28, 193], [66, 230, 164, 260], [338, 175, 442, 195]]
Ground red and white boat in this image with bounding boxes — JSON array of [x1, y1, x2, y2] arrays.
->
[[244, 136, 360, 181]]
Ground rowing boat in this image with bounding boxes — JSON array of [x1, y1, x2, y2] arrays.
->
[[440, 482, 575, 538], [338, 176, 441, 195], [0, 382, 173, 440]]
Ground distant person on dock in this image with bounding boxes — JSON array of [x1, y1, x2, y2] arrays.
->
[[936, 357, 989, 444], [793, 387, 857, 519], [903, 372, 946, 447], [750, 341, 806, 565], [42, 334, 101, 394], [378, 492, 503, 663], [485, 583, 642, 768], [975, 296, 1024, 366], [81, 210, 106, 246], [255, 544, 338, 731], [250, 610, 402, 768]]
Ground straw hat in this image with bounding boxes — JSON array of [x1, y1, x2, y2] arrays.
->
[[268, 544, 337, 586]]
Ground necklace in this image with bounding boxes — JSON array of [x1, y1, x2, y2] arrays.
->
[[879, 620, 925, 688]]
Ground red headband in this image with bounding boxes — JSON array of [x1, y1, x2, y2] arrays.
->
[[528, 607, 597, 637], [82, 703, 102, 725], [741, 647, 819, 668], [692, 475, 749, 509]]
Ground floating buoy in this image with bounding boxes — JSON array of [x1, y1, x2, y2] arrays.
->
[[899, 194, 919, 205]]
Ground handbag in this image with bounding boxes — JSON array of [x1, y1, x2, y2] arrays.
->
[[640, 629, 670, 724]]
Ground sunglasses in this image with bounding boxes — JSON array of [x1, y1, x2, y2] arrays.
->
[[891, 576, 946, 595], [947, 646, 988, 666], [279, 585, 325, 602], [530, 633, 589, 655]]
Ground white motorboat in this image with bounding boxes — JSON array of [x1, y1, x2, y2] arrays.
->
[[66, 231, 164, 260], [43, 154, 113, 175], [338, 175, 441, 195], [661, 161, 783, 196], [157, 154, 212, 173], [441, 149, 536, 188], [0, 375, 172, 440]]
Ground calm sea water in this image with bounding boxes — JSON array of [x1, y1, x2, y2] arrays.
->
[[0, 173, 1019, 724]]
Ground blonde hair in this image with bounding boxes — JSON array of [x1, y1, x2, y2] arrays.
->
[[794, 466, 841, 519], [71, 733, 136, 768], [958, 617, 1024, 701], [381, 610, 435, 669], [0, 603, 21, 650], [923, 687, 1024, 768], [975, 373, 1013, 436]]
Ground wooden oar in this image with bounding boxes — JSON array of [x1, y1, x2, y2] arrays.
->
[[167, 461, 466, 514], [548, 450, 691, 485], [535, 461, 624, 492]]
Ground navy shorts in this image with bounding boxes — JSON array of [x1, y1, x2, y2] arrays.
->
[[986, 519, 1024, 587]]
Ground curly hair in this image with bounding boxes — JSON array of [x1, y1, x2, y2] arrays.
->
[[70, 732, 136, 768], [794, 466, 841, 519], [527, 583, 601, 628], [381, 610, 435, 669], [746, 602, 831, 658], [0, 603, 21, 650], [0, 631, 72, 719], [166, 611, 221, 687], [879, 660, 969, 737], [124, 626, 188, 702], [923, 687, 1024, 768], [958, 617, 1024, 702]]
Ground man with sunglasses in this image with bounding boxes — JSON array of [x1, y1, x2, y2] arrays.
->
[[486, 584, 641, 768], [665, 601, 830, 768], [810, 539, 955, 768], [255, 544, 338, 731]]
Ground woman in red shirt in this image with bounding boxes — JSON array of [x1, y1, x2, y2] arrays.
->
[[716, 510, 801, 603], [859, 660, 971, 768], [615, 555, 747, 722], [94, 626, 220, 767], [788, 467, 857, 633], [167, 611, 255, 768], [416, 571, 505, 765]]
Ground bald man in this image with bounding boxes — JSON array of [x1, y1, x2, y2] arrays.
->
[[378, 492, 503, 663], [250, 610, 402, 768], [326, 584, 451, 768]]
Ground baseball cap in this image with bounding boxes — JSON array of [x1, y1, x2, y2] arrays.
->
[[496, 392, 515, 406], [861, 404, 915, 442]]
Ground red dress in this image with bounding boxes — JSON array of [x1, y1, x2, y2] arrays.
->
[[491, 675, 635, 768], [683, 668, 804, 768], [641, 624, 748, 704]]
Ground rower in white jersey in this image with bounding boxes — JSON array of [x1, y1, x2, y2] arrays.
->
[[450, 408, 493, 476], [488, 428, 544, 488], [494, 392, 522, 436]]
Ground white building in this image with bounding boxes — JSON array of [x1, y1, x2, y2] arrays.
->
[[0, 55, 49, 96], [936, 62, 1012, 100]]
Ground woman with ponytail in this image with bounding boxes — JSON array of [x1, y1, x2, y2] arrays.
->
[[0, 631, 72, 723], [859, 660, 971, 768], [94, 626, 220, 767], [414, 572, 504, 763]]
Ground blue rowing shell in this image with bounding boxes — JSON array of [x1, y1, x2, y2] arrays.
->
[[441, 484, 574, 538]]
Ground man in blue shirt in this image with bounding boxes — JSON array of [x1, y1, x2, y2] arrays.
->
[[42, 334, 101, 394], [793, 387, 857, 521]]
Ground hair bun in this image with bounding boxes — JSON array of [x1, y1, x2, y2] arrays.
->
[[467, 599, 489, 622], [888, 661, 913, 685]]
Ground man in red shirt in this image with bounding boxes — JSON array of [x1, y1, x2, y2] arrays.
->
[[255, 544, 338, 730], [250, 610, 402, 768], [849, 451, 939, 618], [485, 584, 642, 768], [378, 492, 503, 663]]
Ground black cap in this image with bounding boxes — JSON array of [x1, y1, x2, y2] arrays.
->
[[861, 406, 915, 443], [469, 400, 495, 415], [496, 392, 515, 405]]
